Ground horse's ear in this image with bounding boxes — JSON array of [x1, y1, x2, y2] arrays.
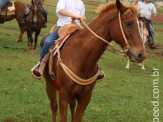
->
[[116, 0, 126, 12], [132, 0, 139, 6]]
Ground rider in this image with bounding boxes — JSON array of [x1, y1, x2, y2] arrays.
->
[[22, 0, 47, 27], [138, 0, 157, 49], [0, 0, 10, 13], [32, 0, 86, 79]]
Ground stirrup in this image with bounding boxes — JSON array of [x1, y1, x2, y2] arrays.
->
[[31, 69, 42, 79], [31, 62, 42, 79]]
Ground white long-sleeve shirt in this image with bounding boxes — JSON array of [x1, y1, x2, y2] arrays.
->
[[138, 1, 157, 20], [56, 0, 85, 26]]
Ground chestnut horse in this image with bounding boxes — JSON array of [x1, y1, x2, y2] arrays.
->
[[0, 2, 28, 42], [43, 0, 146, 122], [26, 0, 45, 50]]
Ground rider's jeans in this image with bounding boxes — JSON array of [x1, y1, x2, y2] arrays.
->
[[39, 26, 61, 64], [0, 0, 10, 13], [149, 23, 154, 43]]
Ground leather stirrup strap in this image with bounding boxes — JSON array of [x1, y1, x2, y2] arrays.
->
[[56, 43, 99, 85]]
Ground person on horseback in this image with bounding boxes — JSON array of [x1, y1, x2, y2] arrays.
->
[[32, 0, 86, 79], [138, 0, 157, 49], [22, 0, 47, 27], [0, 0, 10, 13]]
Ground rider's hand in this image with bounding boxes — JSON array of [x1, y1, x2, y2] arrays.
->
[[75, 15, 86, 21], [140, 14, 144, 17]]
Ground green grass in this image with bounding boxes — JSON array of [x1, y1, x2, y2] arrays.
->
[[0, 0, 163, 122]]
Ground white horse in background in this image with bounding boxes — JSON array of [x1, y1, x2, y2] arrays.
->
[[125, 20, 149, 70]]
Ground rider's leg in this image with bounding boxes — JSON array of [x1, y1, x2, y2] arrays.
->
[[32, 26, 61, 79], [40, 26, 61, 62], [40, 6, 47, 27], [41, 7, 47, 23], [149, 23, 156, 48], [149, 23, 154, 43], [22, 6, 31, 23], [0, 0, 10, 13]]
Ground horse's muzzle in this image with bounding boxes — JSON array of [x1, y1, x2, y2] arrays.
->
[[127, 51, 146, 63]]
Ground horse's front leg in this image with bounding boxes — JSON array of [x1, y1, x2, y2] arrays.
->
[[141, 61, 145, 70], [74, 91, 93, 122], [27, 31, 31, 50], [125, 58, 130, 70], [59, 89, 69, 122], [44, 71, 58, 122], [69, 98, 76, 122], [34, 30, 40, 50]]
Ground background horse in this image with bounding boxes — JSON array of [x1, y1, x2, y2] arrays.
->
[[26, 0, 45, 50], [125, 16, 153, 70], [43, 0, 146, 122], [0, 2, 28, 42]]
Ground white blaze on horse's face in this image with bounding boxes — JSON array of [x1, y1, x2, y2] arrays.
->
[[124, 13, 146, 63], [33, 6, 37, 23]]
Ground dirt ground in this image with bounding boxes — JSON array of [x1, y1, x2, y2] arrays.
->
[[84, 2, 163, 22], [152, 14, 163, 22]]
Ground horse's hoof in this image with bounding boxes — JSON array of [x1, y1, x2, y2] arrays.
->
[[30, 48, 37, 53], [27, 46, 31, 50], [125, 67, 129, 70], [138, 63, 142, 67], [142, 68, 145, 71], [16, 39, 22, 42]]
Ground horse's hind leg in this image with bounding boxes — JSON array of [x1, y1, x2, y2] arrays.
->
[[69, 98, 76, 122], [16, 29, 25, 42], [44, 71, 58, 122], [74, 91, 92, 122]]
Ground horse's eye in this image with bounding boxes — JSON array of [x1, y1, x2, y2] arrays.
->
[[125, 22, 132, 27]]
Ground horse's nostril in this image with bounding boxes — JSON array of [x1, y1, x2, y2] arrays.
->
[[137, 53, 144, 60]]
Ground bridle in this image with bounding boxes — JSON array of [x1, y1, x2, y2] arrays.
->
[[118, 12, 130, 53], [81, 12, 131, 55]]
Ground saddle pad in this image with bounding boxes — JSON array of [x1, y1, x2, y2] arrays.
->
[[8, 2, 15, 11], [0, 2, 15, 15], [53, 34, 71, 56]]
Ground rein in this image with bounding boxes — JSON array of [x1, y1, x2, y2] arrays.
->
[[81, 12, 130, 55]]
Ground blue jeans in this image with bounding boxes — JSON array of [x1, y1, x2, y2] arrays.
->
[[0, 0, 10, 13], [40, 26, 61, 63], [149, 23, 154, 43], [23, 6, 47, 23]]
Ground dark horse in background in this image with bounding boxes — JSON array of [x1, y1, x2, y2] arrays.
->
[[26, 0, 45, 50], [0, 1, 28, 42]]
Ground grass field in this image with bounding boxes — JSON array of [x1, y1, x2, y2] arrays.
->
[[0, 0, 163, 122]]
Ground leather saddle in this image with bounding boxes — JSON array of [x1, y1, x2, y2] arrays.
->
[[0, 1, 15, 23]]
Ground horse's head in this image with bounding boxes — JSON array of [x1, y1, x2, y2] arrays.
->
[[31, 0, 42, 24], [115, 0, 146, 63], [98, 0, 146, 63]]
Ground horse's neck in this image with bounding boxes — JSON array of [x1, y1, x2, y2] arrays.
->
[[70, 15, 113, 73]]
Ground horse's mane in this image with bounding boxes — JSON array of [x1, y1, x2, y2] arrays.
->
[[96, 2, 138, 15]]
